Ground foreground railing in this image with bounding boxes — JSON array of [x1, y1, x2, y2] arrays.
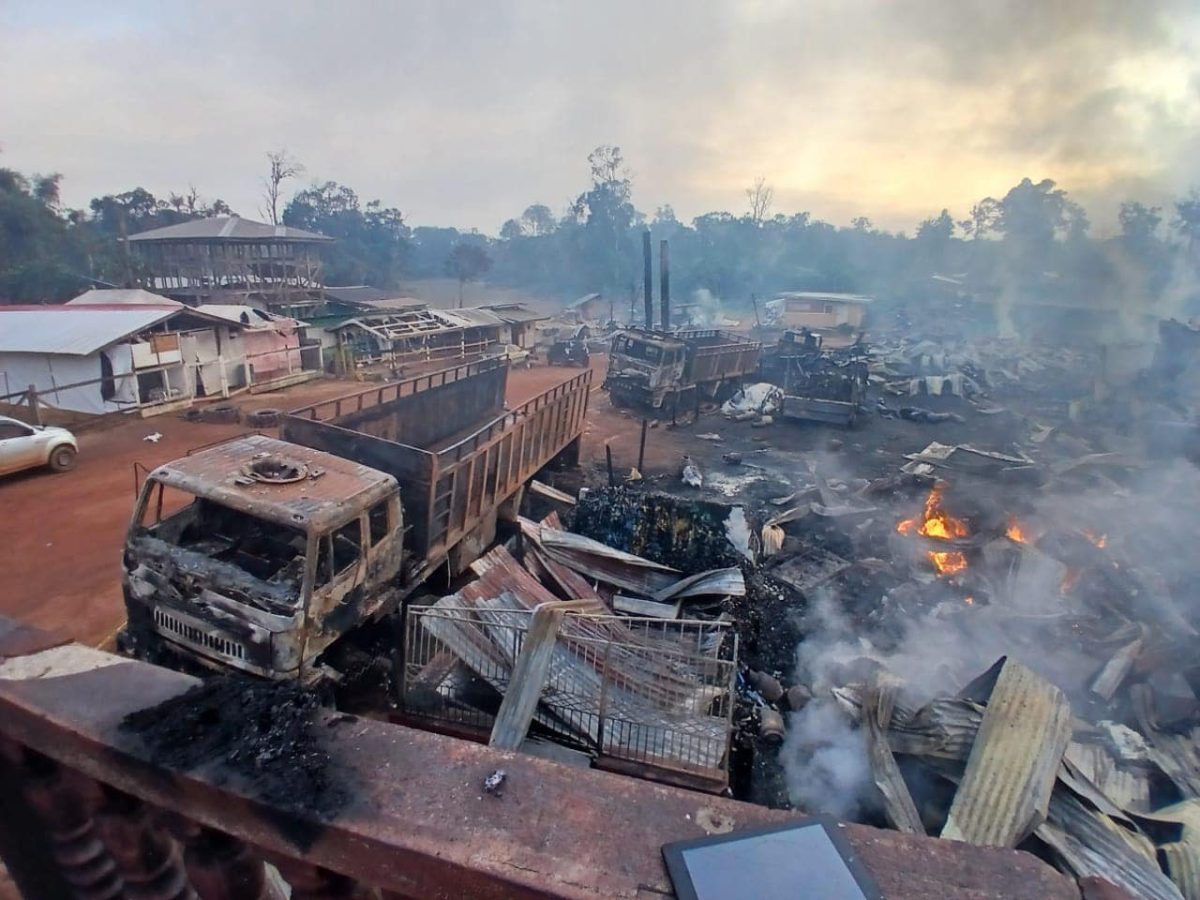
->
[[0, 618, 1081, 900]]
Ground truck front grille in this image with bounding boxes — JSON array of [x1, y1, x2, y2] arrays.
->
[[153, 608, 247, 661]]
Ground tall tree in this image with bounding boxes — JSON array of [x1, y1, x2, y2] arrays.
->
[[283, 181, 409, 286], [262, 150, 304, 225], [445, 243, 492, 306], [1118, 201, 1162, 247], [1174, 189, 1200, 255], [746, 177, 774, 224], [0, 168, 86, 301], [571, 145, 638, 292], [520, 204, 556, 237]]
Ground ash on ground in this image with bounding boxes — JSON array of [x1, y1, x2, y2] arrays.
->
[[121, 677, 347, 823]]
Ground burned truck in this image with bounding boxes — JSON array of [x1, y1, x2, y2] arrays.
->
[[604, 328, 761, 412], [760, 331, 869, 426], [120, 357, 592, 680]]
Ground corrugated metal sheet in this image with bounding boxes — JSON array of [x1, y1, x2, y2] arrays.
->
[[438, 308, 504, 328], [127, 215, 332, 242], [941, 659, 1072, 847], [1037, 790, 1183, 900], [0, 306, 177, 356], [1162, 842, 1200, 900], [195, 304, 300, 330], [480, 304, 550, 324], [538, 527, 681, 596], [655, 567, 745, 601], [65, 288, 181, 307]]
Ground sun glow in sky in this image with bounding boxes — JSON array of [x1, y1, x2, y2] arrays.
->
[[1, 0, 1197, 235]]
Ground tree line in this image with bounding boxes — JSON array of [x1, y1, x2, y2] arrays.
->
[[3, 145, 1199, 316]]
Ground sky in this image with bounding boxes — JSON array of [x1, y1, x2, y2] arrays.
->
[[2, 0, 1199, 237]]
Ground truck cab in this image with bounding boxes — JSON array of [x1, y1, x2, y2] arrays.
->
[[604, 329, 689, 408], [119, 435, 404, 680]]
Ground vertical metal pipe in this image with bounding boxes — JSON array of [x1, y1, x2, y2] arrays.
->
[[659, 240, 670, 331], [642, 230, 654, 329]]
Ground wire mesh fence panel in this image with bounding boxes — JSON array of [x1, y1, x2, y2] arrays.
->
[[402, 601, 737, 784]]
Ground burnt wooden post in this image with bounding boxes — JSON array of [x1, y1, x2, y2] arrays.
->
[[605, 443, 615, 487], [28, 384, 43, 426], [637, 419, 648, 472]]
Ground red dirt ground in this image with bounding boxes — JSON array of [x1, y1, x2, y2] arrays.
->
[[0, 357, 679, 647]]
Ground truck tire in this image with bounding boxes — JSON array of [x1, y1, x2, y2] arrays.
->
[[49, 445, 77, 472], [245, 408, 281, 427]]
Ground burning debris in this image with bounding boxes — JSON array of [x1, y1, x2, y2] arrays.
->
[[896, 484, 970, 576]]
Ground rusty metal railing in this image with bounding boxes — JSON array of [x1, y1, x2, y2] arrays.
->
[[402, 606, 736, 788]]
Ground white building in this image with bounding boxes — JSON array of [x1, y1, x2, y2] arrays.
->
[[0, 302, 242, 416]]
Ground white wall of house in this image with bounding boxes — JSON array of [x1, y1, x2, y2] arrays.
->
[[0, 346, 139, 415], [178, 325, 247, 397]]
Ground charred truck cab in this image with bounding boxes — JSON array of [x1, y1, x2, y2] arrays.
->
[[604, 328, 761, 412], [119, 357, 593, 682], [121, 436, 404, 679]]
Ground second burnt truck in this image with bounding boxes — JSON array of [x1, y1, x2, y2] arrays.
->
[[119, 357, 591, 680]]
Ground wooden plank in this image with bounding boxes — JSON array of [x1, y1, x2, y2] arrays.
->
[[530, 480, 576, 506], [489, 600, 597, 750], [863, 683, 924, 834]]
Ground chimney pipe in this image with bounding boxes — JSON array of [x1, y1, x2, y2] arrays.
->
[[659, 239, 671, 331], [642, 230, 654, 329]]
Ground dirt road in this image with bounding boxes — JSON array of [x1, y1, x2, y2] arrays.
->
[[0, 361, 664, 647]]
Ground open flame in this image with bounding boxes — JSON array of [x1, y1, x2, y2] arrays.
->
[[1006, 518, 1033, 544], [897, 485, 970, 576], [1083, 529, 1107, 549]]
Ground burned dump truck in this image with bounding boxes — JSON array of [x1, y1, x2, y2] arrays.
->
[[604, 328, 761, 412], [759, 331, 869, 426], [120, 357, 592, 680]]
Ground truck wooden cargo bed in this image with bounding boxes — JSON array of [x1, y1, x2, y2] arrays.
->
[[282, 358, 591, 563]]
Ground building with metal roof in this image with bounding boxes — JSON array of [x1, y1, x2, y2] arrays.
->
[[0, 305, 257, 416], [0, 306, 182, 357], [126, 216, 333, 313], [65, 288, 182, 308], [127, 217, 332, 244], [322, 286, 419, 307], [764, 292, 872, 334]]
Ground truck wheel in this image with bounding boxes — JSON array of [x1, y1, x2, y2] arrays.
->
[[49, 446, 77, 472]]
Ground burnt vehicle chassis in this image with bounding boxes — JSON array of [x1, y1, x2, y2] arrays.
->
[[605, 328, 762, 412], [759, 335, 869, 426]]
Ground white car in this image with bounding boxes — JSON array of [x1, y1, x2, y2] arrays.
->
[[0, 415, 78, 476]]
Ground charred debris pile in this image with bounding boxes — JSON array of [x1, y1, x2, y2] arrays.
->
[[590, 324, 1199, 898], [121, 676, 350, 827]]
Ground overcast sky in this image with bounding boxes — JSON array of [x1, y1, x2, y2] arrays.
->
[[2, 0, 1198, 236]]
